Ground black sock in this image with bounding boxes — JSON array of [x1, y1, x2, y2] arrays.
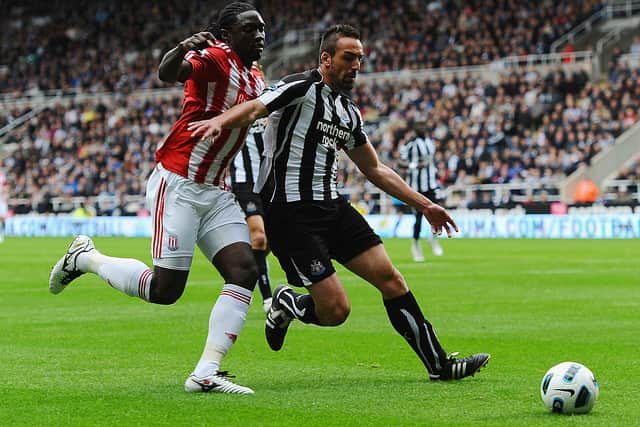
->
[[253, 249, 272, 300], [413, 211, 422, 240], [384, 291, 447, 375], [278, 288, 321, 325]]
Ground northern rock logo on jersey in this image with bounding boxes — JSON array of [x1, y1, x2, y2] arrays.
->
[[316, 119, 350, 150]]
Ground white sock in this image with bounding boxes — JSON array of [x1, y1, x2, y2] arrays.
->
[[77, 251, 152, 301], [193, 284, 252, 378]]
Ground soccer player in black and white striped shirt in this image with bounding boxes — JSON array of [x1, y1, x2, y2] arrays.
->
[[189, 25, 490, 381], [229, 118, 273, 312], [398, 121, 444, 261]]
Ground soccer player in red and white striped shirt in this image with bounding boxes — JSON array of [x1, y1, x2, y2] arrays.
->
[[49, 2, 266, 394]]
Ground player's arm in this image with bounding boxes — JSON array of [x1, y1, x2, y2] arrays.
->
[[188, 99, 270, 140], [188, 77, 312, 140], [158, 32, 216, 83], [347, 144, 458, 237]]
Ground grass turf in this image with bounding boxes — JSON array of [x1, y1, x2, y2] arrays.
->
[[0, 237, 638, 426]]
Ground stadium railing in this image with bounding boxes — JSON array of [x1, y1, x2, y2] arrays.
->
[[560, 120, 640, 203], [356, 51, 594, 86], [550, 0, 640, 53]]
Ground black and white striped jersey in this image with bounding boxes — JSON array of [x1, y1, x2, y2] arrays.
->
[[230, 119, 266, 187], [255, 69, 369, 203], [399, 136, 439, 192]]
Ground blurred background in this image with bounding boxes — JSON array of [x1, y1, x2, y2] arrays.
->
[[1, 0, 638, 223]]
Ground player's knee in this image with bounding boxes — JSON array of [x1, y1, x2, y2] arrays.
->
[[226, 257, 259, 288], [150, 285, 184, 305], [149, 273, 187, 305]]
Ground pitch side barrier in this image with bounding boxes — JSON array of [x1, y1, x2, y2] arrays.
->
[[5, 214, 640, 239]]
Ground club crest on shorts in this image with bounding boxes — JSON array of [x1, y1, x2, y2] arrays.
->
[[310, 259, 326, 276], [167, 235, 178, 251], [246, 201, 257, 213]]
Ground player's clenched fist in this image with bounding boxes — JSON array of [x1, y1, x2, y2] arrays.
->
[[178, 32, 216, 52]]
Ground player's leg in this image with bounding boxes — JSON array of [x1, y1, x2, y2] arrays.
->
[[426, 191, 443, 256], [246, 213, 273, 311], [184, 189, 257, 394], [345, 244, 489, 380], [411, 210, 424, 261], [48, 169, 193, 303], [344, 243, 447, 374], [262, 201, 350, 350], [427, 232, 443, 257], [338, 200, 487, 379], [57, 235, 190, 304], [264, 272, 349, 351]]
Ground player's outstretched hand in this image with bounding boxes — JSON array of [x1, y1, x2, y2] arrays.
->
[[422, 203, 459, 238], [188, 118, 223, 140], [179, 32, 216, 51]]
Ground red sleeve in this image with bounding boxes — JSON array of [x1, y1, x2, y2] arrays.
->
[[184, 47, 226, 82]]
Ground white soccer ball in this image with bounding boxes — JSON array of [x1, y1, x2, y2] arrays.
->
[[540, 362, 599, 414]]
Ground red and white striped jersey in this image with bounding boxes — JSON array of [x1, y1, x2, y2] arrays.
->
[[155, 41, 266, 186]]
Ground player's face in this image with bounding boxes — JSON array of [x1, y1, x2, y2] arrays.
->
[[228, 11, 266, 65], [327, 37, 364, 92]]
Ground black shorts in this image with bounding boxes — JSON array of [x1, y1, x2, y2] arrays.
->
[[232, 183, 264, 218], [265, 197, 382, 287]]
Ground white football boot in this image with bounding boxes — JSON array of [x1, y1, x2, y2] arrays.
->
[[431, 238, 443, 257], [411, 240, 425, 262], [184, 372, 254, 394], [49, 235, 96, 294]]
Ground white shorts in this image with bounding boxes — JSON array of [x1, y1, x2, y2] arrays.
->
[[146, 163, 251, 270]]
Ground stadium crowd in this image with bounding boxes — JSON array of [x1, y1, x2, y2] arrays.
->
[[265, 0, 603, 74], [1, 0, 602, 97], [3, 59, 638, 215], [340, 61, 640, 207], [2, 0, 638, 217]]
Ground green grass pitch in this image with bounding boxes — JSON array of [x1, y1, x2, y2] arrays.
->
[[1, 237, 638, 426]]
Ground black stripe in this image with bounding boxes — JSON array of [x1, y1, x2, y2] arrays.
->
[[254, 132, 264, 157], [299, 84, 325, 200], [264, 73, 318, 113], [242, 139, 254, 184], [274, 104, 302, 202], [351, 104, 367, 147]]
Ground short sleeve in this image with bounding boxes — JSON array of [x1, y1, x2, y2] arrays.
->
[[258, 79, 313, 113], [343, 104, 370, 151], [185, 48, 226, 81]]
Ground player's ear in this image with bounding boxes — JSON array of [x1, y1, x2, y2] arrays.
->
[[220, 29, 231, 44], [321, 51, 332, 67]]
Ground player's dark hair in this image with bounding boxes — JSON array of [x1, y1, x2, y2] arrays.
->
[[319, 24, 360, 58], [204, 2, 257, 39]]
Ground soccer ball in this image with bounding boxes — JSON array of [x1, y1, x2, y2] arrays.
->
[[540, 362, 599, 414]]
